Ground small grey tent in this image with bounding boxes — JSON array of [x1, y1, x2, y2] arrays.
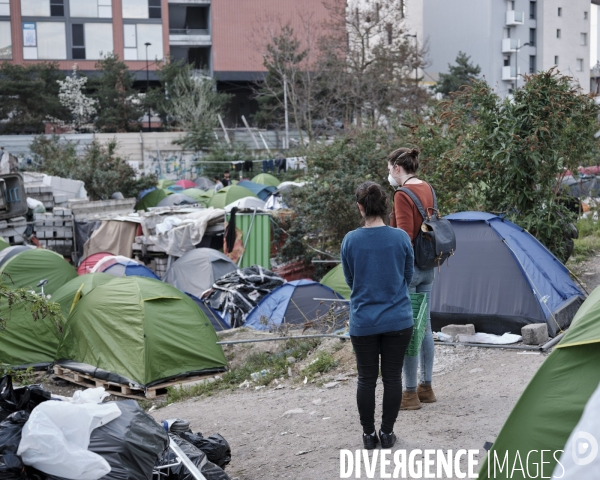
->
[[163, 248, 237, 297]]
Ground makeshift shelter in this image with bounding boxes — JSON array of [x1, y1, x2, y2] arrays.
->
[[163, 248, 237, 298], [188, 293, 231, 332], [0, 237, 8, 251], [208, 185, 256, 209], [182, 188, 213, 206], [166, 185, 184, 193], [276, 181, 305, 193], [56, 276, 228, 387], [138, 187, 156, 199], [244, 280, 345, 331], [77, 252, 113, 275], [478, 286, 600, 479], [0, 245, 35, 268], [157, 179, 174, 189], [252, 173, 281, 187], [157, 193, 198, 207], [194, 177, 216, 190], [224, 197, 266, 211], [135, 189, 168, 211], [430, 212, 584, 337], [0, 301, 61, 367], [92, 255, 159, 280], [51, 272, 115, 317], [320, 264, 350, 299], [561, 175, 600, 198], [82, 220, 138, 259], [237, 180, 277, 201], [175, 179, 196, 189], [0, 249, 77, 295]]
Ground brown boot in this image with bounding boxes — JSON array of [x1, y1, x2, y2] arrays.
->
[[400, 391, 422, 410], [417, 384, 437, 403]]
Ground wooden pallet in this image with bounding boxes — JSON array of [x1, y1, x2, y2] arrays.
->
[[53, 366, 218, 399]]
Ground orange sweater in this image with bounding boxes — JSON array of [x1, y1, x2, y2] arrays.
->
[[390, 182, 434, 244]]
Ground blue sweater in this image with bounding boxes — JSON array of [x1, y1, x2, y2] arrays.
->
[[341, 226, 414, 336]]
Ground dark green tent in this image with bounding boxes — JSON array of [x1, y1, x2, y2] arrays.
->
[[51, 272, 114, 317], [0, 249, 77, 295], [57, 276, 227, 386], [479, 286, 600, 479], [135, 189, 170, 211]]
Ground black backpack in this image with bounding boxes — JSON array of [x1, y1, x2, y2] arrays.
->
[[397, 185, 456, 270]]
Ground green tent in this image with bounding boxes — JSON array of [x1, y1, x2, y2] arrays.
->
[[157, 179, 175, 189], [320, 264, 350, 299], [135, 189, 169, 211], [0, 301, 62, 366], [51, 272, 115, 317], [479, 286, 600, 479], [0, 249, 77, 295], [0, 238, 9, 251], [208, 185, 257, 209], [57, 276, 227, 386], [182, 188, 214, 206], [252, 173, 281, 187]]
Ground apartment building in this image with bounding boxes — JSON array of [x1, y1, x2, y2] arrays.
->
[[424, 0, 591, 95]]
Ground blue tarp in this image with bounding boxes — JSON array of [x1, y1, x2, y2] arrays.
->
[[237, 181, 277, 201], [104, 261, 160, 280], [244, 279, 345, 330]]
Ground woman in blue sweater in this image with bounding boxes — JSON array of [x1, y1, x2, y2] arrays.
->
[[341, 181, 414, 450]]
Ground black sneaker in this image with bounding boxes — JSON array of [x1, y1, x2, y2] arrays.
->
[[379, 430, 397, 449], [362, 432, 379, 450]]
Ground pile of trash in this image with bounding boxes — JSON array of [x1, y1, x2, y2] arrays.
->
[[204, 266, 285, 328], [0, 376, 232, 480]]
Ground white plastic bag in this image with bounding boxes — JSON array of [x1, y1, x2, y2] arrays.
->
[[26, 197, 45, 213], [17, 400, 121, 479], [72, 387, 110, 404]]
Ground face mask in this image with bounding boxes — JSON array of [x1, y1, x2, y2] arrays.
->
[[388, 172, 411, 187]]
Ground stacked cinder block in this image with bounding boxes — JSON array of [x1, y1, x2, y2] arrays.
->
[[0, 216, 28, 244], [153, 257, 169, 279], [33, 208, 74, 256], [25, 185, 54, 210]]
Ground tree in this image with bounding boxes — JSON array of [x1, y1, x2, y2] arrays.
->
[[144, 56, 187, 130], [30, 135, 156, 200], [56, 66, 97, 130], [435, 51, 481, 96], [409, 69, 599, 260], [0, 62, 69, 134], [167, 65, 231, 152], [90, 53, 143, 132]]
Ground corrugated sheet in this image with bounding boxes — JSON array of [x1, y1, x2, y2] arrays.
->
[[229, 212, 271, 269]]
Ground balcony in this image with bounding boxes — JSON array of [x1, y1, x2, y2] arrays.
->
[[169, 29, 211, 46], [502, 65, 519, 81], [506, 10, 524, 25], [502, 38, 519, 52]]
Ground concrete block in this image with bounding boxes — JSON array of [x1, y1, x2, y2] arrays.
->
[[39, 185, 53, 193], [11, 235, 23, 244], [441, 324, 476, 341], [53, 194, 68, 204], [8, 217, 26, 225], [53, 218, 63, 227], [0, 221, 7, 230], [47, 240, 56, 247], [61, 208, 72, 216], [64, 229, 73, 238], [63, 220, 73, 227], [521, 323, 549, 345]]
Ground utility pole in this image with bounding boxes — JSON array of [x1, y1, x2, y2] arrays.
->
[[283, 74, 290, 150], [515, 41, 531, 90], [145, 42, 151, 131]]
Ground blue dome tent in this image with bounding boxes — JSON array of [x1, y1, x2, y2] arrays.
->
[[431, 212, 585, 337], [94, 256, 160, 280], [237, 180, 277, 201], [244, 280, 345, 331]]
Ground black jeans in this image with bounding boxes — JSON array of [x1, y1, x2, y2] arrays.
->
[[350, 327, 413, 435]]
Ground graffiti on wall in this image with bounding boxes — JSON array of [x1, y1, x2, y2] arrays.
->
[[142, 151, 202, 180]]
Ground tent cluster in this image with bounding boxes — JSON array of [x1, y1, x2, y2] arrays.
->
[[135, 173, 296, 212]]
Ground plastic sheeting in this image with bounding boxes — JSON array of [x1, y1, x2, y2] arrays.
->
[[83, 221, 138, 259]]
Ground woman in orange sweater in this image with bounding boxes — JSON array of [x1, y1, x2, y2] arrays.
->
[[387, 147, 437, 410]]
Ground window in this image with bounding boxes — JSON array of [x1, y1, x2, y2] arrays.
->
[[529, 28, 536, 46], [50, 0, 64, 16], [554, 55, 559, 65], [0, 0, 9, 17], [136, 23, 162, 60], [0, 21, 11, 59], [123, 24, 137, 59], [69, 0, 112, 18], [529, 55, 536, 73], [122, 0, 147, 19], [85, 23, 113, 59], [581, 33, 587, 46], [557, 29, 561, 38], [148, 0, 160, 19], [72, 24, 85, 58], [577, 58, 583, 71], [21, 0, 50, 16], [529, 1, 536, 20], [558, 7, 562, 17], [585, 11, 588, 20], [504, 55, 510, 67], [37, 22, 66, 59]]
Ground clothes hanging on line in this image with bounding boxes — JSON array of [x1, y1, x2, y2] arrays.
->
[[243, 160, 254, 172], [262, 159, 275, 172]]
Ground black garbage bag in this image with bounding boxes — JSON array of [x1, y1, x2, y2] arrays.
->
[[178, 432, 231, 470], [0, 411, 29, 455], [0, 377, 51, 422], [0, 454, 26, 480], [157, 435, 230, 480], [88, 400, 168, 480]]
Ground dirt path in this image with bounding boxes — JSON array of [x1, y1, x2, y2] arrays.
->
[[151, 343, 546, 480]]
